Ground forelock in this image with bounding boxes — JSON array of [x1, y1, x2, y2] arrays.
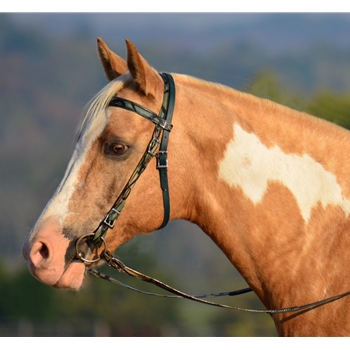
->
[[76, 73, 132, 141]]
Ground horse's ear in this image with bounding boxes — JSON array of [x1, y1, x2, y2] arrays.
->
[[125, 39, 163, 97], [97, 38, 128, 81]]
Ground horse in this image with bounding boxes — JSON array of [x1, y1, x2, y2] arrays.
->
[[22, 38, 350, 336]]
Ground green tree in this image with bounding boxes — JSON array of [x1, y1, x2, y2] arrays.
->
[[246, 70, 350, 131], [0, 259, 56, 320], [305, 92, 350, 130]]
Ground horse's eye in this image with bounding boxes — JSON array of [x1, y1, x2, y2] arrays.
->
[[113, 144, 128, 155], [105, 142, 129, 157]]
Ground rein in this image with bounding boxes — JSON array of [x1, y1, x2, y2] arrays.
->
[[75, 72, 350, 315], [87, 251, 350, 314]]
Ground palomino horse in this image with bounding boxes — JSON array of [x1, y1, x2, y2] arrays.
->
[[22, 38, 350, 336]]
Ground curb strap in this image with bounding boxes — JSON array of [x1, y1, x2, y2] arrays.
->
[[93, 250, 350, 315], [88, 73, 175, 248]]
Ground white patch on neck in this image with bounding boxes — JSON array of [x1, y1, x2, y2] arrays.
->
[[218, 124, 350, 222]]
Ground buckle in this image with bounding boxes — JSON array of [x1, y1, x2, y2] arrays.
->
[[147, 137, 161, 156], [157, 151, 168, 169], [103, 208, 121, 228]]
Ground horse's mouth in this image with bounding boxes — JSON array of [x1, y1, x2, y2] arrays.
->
[[53, 261, 87, 290]]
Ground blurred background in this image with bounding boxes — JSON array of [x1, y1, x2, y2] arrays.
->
[[2, 12, 350, 337]]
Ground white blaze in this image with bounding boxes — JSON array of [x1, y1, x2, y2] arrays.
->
[[33, 109, 109, 230], [219, 124, 350, 222], [24, 75, 129, 243]]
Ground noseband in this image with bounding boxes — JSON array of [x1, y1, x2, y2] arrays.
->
[[75, 73, 175, 263]]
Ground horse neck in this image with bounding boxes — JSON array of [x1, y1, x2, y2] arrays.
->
[[173, 75, 350, 319]]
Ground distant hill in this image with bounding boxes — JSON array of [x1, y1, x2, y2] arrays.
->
[[10, 13, 350, 51], [10, 12, 350, 93]]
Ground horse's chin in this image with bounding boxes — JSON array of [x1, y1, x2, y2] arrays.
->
[[53, 262, 87, 290]]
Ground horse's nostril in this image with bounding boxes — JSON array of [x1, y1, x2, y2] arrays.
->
[[29, 241, 51, 267], [39, 243, 49, 260]]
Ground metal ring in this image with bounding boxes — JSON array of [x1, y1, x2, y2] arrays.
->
[[75, 233, 107, 264]]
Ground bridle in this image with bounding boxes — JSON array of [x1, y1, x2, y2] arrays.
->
[[75, 72, 350, 315], [75, 72, 175, 264]]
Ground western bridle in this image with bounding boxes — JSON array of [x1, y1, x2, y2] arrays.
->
[[75, 72, 350, 315]]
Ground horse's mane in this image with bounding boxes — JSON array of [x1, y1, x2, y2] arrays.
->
[[76, 71, 340, 148], [175, 73, 281, 110]]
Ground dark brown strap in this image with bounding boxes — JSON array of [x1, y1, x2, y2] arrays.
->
[[99, 250, 350, 314]]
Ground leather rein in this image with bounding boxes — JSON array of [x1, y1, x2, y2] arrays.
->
[[75, 73, 350, 315]]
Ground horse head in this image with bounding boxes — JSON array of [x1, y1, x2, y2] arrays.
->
[[22, 39, 187, 290]]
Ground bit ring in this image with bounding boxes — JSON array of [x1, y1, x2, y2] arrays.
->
[[75, 233, 107, 264]]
